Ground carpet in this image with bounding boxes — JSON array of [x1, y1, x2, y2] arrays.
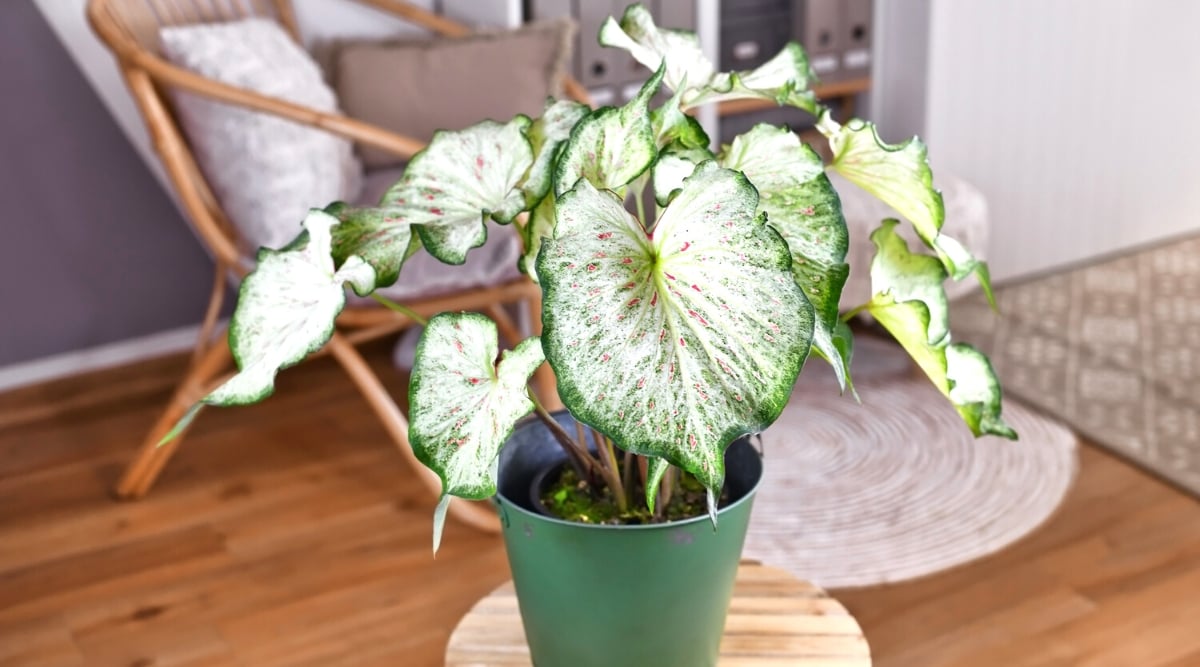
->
[[743, 337, 1078, 589], [952, 235, 1200, 496]]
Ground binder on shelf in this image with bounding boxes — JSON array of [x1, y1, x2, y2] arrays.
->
[[841, 0, 873, 79], [795, 0, 842, 80]]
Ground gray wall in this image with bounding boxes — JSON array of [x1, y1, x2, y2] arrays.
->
[[0, 1, 214, 367]]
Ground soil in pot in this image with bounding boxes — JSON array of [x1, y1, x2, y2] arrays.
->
[[536, 460, 730, 524]]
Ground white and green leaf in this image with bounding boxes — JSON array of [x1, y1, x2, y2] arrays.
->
[[518, 193, 556, 283], [408, 314, 546, 550], [324, 202, 419, 289], [537, 162, 814, 494], [651, 79, 710, 150], [521, 99, 590, 207], [553, 64, 664, 198], [160, 209, 376, 443], [865, 221, 1015, 439], [722, 124, 852, 391], [381, 117, 535, 264], [653, 144, 712, 207], [600, 4, 817, 113], [819, 113, 994, 292]]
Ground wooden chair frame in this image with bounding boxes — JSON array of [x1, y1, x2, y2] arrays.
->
[[88, 0, 587, 533]]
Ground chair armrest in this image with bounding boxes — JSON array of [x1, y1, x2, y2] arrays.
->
[[131, 50, 428, 160]]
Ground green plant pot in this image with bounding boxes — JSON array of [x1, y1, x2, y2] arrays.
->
[[495, 410, 763, 667]]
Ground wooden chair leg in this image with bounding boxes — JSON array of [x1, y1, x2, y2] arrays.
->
[[115, 331, 232, 499], [526, 291, 563, 411], [325, 333, 502, 534]]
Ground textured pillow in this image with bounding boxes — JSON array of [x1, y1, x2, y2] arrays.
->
[[335, 18, 575, 169], [161, 19, 363, 252]]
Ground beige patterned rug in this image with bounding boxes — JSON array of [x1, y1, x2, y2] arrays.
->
[[953, 235, 1200, 495], [744, 337, 1078, 588]]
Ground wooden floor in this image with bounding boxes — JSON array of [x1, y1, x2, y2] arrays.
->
[[1, 343, 1198, 667]]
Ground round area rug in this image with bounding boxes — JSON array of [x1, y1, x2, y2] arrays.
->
[[743, 338, 1078, 589]]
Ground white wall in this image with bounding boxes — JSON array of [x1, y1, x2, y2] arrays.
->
[[869, 0, 930, 142], [924, 0, 1200, 281]]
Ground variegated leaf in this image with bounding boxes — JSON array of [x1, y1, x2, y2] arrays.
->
[[518, 193, 556, 283], [553, 64, 664, 198], [324, 202, 419, 289], [820, 113, 943, 246], [819, 113, 994, 292], [408, 314, 545, 550], [722, 124, 852, 390], [381, 117, 534, 264], [521, 99, 590, 207], [537, 162, 814, 493], [869, 220, 950, 346], [213, 211, 374, 407], [599, 4, 817, 113], [651, 80, 710, 150], [865, 221, 1015, 439], [653, 144, 712, 206]]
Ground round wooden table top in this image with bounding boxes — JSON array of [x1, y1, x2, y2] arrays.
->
[[445, 561, 872, 666]]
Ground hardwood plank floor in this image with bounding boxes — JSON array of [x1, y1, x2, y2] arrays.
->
[[1, 344, 1197, 666]]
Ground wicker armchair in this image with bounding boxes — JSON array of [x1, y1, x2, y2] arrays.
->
[[87, 0, 588, 533]]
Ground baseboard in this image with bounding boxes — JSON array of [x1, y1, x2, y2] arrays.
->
[[0, 324, 209, 393], [0, 324, 223, 431]]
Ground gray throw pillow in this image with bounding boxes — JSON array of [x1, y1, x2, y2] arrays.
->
[[334, 18, 575, 169]]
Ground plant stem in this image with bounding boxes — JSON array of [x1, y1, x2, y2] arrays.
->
[[635, 188, 647, 228], [370, 293, 429, 326], [622, 449, 634, 503], [657, 466, 677, 519], [601, 437, 628, 513], [589, 427, 627, 513], [528, 390, 594, 481], [840, 301, 870, 323]]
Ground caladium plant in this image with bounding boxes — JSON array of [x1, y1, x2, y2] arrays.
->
[[171, 3, 1017, 549]]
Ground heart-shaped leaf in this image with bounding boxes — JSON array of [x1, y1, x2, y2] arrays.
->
[[521, 99, 590, 208], [600, 4, 817, 113], [162, 210, 376, 442], [381, 117, 534, 264], [324, 202, 419, 289], [722, 124, 852, 391], [553, 64, 664, 198], [819, 114, 994, 293], [214, 210, 375, 405], [408, 314, 545, 550], [865, 221, 1015, 439], [537, 162, 814, 493]]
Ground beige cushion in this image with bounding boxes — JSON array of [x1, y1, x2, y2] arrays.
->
[[161, 19, 363, 252], [335, 18, 575, 169]]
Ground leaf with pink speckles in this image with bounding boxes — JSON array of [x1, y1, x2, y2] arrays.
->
[[537, 162, 814, 495], [722, 124, 852, 391], [522, 99, 589, 207], [324, 202, 419, 289], [162, 210, 378, 443], [382, 117, 534, 265], [408, 313, 545, 550], [553, 63, 663, 198]]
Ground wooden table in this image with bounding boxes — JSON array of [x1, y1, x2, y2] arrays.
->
[[445, 562, 871, 666]]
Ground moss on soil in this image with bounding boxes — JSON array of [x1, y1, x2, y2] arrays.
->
[[539, 463, 729, 525]]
